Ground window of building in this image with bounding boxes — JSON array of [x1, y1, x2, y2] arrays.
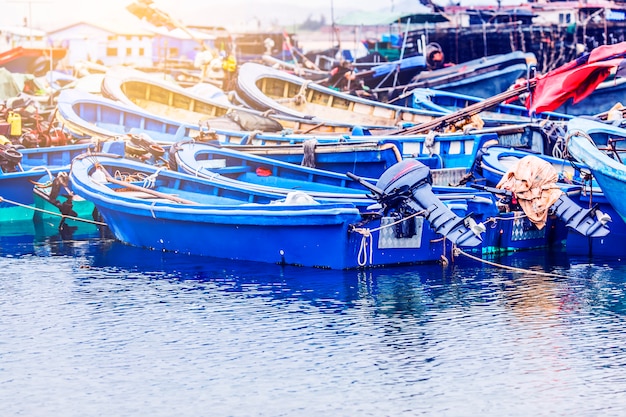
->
[[126, 47, 132, 56], [106, 47, 117, 57]]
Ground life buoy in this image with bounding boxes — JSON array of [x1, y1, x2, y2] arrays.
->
[[425, 43, 444, 70]]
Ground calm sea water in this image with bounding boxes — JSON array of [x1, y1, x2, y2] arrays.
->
[[1, 220, 626, 417]]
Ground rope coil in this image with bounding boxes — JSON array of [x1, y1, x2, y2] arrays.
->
[[350, 211, 425, 266]]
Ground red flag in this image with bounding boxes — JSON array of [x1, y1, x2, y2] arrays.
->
[[526, 42, 626, 114]]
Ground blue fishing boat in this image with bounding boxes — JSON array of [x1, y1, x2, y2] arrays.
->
[[377, 51, 537, 101], [465, 143, 617, 256], [408, 88, 572, 123], [170, 140, 604, 254], [566, 116, 626, 225], [69, 154, 486, 269], [0, 142, 96, 222], [169, 140, 497, 213]]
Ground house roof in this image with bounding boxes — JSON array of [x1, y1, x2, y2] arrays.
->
[[148, 26, 216, 41], [48, 18, 154, 36]]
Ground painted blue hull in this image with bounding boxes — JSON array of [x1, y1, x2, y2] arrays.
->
[[69, 155, 472, 269], [477, 146, 586, 187], [470, 143, 624, 256], [114, 141, 570, 256], [410, 88, 571, 123], [567, 117, 626, 225], [0, 143, 94, 221]]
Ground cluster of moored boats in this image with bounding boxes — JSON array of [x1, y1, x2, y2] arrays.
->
[[2, 43, 626, 269]]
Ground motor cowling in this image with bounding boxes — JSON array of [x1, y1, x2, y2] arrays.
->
[[376, 158, 431, 195], [374, 159, 484, 247]]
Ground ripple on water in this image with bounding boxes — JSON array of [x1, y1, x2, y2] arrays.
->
[[1, 238, 626, 416]]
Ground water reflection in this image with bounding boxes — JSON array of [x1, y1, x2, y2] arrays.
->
[[3, 222, 626, 416]]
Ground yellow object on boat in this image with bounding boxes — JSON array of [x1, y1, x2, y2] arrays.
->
[[7, 111, 21, 136]]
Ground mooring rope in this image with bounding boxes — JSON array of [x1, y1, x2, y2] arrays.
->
[[453, 247, 570, 279], [0, 196, 107, 226], [351, 210, 425, 266]]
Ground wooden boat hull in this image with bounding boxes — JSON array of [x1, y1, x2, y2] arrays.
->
[[101, 67, 394, 134], [55, 89, 504, 175], [235, 62, 442, 126]]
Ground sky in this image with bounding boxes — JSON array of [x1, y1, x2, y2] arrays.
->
[[1, 0, 526, 32], [2, 0, 386, 30]]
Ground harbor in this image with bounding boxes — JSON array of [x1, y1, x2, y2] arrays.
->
[[2, 0, 626, 415]]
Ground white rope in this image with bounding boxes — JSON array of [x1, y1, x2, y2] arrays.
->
[[353, 228, 373, 267], [142, 166, 166, 189], [294, 80, 311, 105], [424, 130, 436, 156], [351, 211, 425, 266]]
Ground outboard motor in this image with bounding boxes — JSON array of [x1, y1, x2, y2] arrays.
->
[[550, 195, 611, 238], [349, 159, 484, 247], [469, 184, 611, 238]]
